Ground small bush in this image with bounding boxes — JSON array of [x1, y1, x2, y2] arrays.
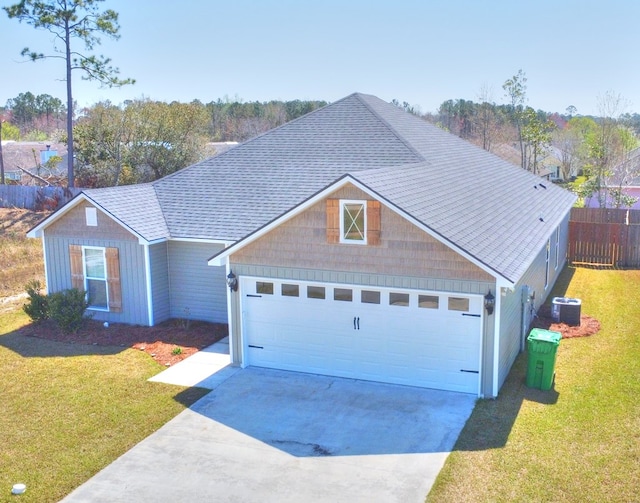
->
[[171, 346, 183, 356], [48, 289, 90, 333], [23, 280, 49, 322]]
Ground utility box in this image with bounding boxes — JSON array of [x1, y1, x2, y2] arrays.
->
[[551, 297, 582, 326], [526, 328, 562, 390]]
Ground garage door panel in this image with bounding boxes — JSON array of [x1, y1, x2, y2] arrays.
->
[[241, 278, 481, 394]]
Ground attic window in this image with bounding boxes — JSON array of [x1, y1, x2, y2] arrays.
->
[[85, 207, 97, 227], [326, 198, 380, 245], [341, 200, 366, 243]]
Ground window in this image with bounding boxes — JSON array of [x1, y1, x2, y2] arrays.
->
[[256, 282, 274, 295], [448, 297, 469, 312], [84, 248, 108, 309], [326, 199, 380, 245], [545, 239, 551, 289], [389, 292, 410, 306], [555, 228, 560, 269], [341, 200, 366, 243], [69, 245, 121, 312], [282, 283, 299, 297], [418, 295, 439, 309], [361, 290, 381, 304], [334, 288, 353, 301], [307, 286, 325, 299]]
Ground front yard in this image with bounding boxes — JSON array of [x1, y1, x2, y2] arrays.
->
[[428, 267, 640, 502], [0, 309, 210, 502]]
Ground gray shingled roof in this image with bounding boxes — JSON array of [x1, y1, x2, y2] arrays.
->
[[71, 92, 575, 283]]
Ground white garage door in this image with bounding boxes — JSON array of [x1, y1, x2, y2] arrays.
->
[[241, 277, 483, 394]]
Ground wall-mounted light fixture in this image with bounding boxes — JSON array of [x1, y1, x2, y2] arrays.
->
[[226, 270, 238, 292], [484, 289, 495, 315]]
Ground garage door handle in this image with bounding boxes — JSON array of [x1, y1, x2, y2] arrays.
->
[[353, 317, 360, 330], [460, 369, 479, 373], [462, 313, 481, 318]]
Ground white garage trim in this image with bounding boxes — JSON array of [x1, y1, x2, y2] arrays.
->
[[239, 276, 484, 395]]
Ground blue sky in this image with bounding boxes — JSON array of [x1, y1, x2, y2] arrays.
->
[[1, 0, 639, 116]]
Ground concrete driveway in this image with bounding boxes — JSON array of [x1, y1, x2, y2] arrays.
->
[[62, 368, 476, 503]]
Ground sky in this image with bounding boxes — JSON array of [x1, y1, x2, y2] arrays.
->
[[1, 0, 639, 116]]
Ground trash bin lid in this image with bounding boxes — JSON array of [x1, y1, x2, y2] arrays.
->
[[528, 328, 562, 344]]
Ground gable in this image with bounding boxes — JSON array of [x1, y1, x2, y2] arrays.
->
[[45, 201, 138, 242], [231, 184, 493, 282]]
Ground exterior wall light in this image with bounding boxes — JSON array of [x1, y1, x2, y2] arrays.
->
[[484, 289, 495, 315], [226, 270, 238, 292]]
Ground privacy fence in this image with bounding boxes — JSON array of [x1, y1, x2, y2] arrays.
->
[[0, 185, 80, 211], [568, 207, 640, 267]]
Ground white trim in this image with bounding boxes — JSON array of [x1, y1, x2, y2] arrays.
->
[[209, 176, 513, 286], [225, 257, 237, 364], [492, 288, 503, 397], [82, 245, 109, 312], [144, 243, 154, 326], [170, 237, 234, 245], [42, 228, 50, 294], [339, 199, 367, 245]]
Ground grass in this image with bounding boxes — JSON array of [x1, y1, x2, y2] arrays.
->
[[0, 208, 48, 298], [428, 267, 640, 502], [0, 309, 210, 503]]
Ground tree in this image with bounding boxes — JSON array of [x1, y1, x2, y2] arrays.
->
[[473, 84, 503, 152], [502, 70, 528, 169], [520, 107, 556, 174], [4, 0, 134, 187], [74, 100, 209, 186]]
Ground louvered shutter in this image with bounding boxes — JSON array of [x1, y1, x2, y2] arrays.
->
[[367, 200, 381, 245], [326, 199, 339, 243], [105, 247, 122, 313], [69, 245, 84, 291]]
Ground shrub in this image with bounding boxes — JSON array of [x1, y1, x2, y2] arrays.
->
[[23, 280, 49, 322], [48, 289, 90, 333]]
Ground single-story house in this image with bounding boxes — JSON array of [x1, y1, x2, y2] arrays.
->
[[28, 93, 577, 397]]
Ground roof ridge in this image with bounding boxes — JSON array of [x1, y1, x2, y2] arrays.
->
[[352, 94, 426, 162]]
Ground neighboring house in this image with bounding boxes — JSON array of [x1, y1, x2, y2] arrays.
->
[[1, 141, 68, 183], [584, 147, 640, 209], [28, 93, 576, 398]]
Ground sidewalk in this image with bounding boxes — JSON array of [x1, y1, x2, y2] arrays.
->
[[148, 336, 241, 389]]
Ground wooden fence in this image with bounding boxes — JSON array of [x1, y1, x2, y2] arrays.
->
[[0, 185, 81, 211], [568, 208, 640, 267]]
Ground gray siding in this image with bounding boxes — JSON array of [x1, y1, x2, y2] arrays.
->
[[44, 233, 150, 326], [497, 215, 570, 390], [149, 241, 170, 324], [168, 241, 227, 323]]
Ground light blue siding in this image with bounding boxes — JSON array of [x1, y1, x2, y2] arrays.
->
[[149, 242, 170, 324], [168, 241, 227, 323]]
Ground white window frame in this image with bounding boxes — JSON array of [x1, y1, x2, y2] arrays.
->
[[85, 207, 97, 226], [544, 239, 551, 290], [339, 199, 367, 245], [555, 227, 560, 269], [83, 246, 109, 311]]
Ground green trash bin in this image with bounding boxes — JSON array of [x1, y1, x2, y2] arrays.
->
[[526, 328, 562, 390]]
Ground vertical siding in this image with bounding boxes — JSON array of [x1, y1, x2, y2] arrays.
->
[[497, 215, 571, 390], [44, 235, 149, 325], [168, 241, 227, 323], [149, 242, 170, 324]]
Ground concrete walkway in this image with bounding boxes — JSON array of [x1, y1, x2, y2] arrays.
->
[[148, 336, 241, 389]]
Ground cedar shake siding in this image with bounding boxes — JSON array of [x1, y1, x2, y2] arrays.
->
[[232, 185, 493, 283]]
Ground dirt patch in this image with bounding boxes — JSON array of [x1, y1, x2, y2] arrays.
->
[[0, 207, 50, 236], [531, 304, 601, 338], [17, 318, 228, 366]]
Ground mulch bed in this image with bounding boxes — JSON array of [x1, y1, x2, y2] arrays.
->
[[530, 304, 601, 338], [17, 318, 228, 366]]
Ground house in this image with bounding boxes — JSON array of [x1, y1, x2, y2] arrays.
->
[[28, 93, 577, 397], [0, 141, 68, 184]]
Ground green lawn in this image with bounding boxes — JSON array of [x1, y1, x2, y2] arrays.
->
[[428, 267, 640, 502], [0, 310, 209, 503]]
